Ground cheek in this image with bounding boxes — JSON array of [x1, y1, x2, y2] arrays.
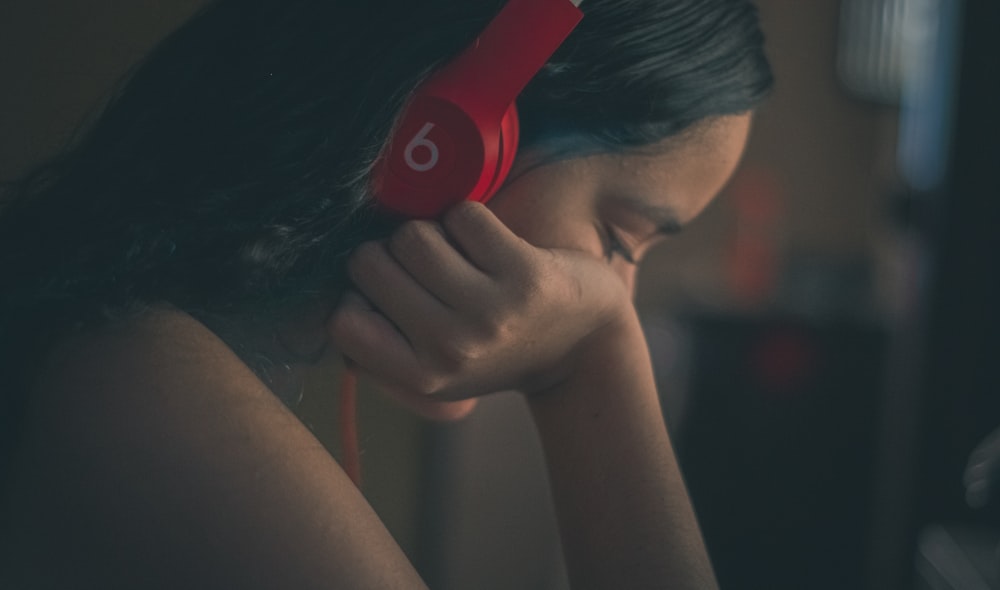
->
[[490, 193, 601, 256], [489, 185, 552, 241]]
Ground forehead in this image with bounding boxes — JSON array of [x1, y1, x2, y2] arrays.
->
[[587, 114, 753, 222], [495, 113, 752, 233]]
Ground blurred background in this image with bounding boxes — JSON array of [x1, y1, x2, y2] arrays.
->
[[2, 0, 998, 588]]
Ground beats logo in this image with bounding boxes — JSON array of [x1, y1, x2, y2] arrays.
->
[[404, 124, 440, 172]]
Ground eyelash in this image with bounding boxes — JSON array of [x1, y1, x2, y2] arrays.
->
[[602, 226, 636, 264]]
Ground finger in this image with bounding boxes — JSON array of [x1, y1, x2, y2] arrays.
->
[[327, 291, 428, 391], [348, 240, 449, 341], [387, 220, 491, 309], [376, 384, 479, 422], [440, 201, 530, 276]]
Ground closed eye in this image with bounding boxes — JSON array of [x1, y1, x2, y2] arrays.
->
[[601, 225, 637, 265]]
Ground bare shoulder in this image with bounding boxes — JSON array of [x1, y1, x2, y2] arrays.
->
[[4, 306, 425, 589], [36, 306, 267, 401], [35, 306, 288, 425]]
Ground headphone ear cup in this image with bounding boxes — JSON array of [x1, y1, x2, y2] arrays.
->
[[372, 0, 581, 218], [479, 103, 520, 203]]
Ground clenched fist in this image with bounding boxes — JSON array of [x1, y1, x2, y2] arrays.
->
[[328, 201, 634, 403]]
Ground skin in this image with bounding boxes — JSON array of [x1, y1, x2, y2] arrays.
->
[[327, 112, 752, 589], [495, 114, 752, 290], [1, 113, 751, 589], [371, 113, 752, 420]]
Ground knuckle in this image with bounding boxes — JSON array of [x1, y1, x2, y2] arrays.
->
[[510, 265, 545, 307], [390, 220, 434, 253], [509, 248, 542, 283], [412, 373, 446, 396], [443, 200, 486, 230], [438, 334, 483, 368], [481, 306, 513, 336], [348, 241, 382, 278], [352, 240, 383, 265], [483, 319, 513, 350]]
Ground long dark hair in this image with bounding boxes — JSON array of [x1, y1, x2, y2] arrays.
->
[[0, 0, 771, 449]]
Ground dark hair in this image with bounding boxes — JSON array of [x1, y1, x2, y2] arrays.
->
[[0, 0, 771, 443]]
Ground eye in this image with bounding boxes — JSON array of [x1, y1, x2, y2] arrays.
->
[[601, 225, 637, 265]]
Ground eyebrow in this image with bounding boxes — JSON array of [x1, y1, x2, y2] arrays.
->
[[608, 195, 684, 236]]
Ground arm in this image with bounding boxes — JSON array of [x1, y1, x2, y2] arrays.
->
[[7, 308, 429, 589], [331, 202, 718, 589], [528, 311, 718, 590]]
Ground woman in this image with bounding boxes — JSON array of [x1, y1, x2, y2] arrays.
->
[[0, 0, 771, 587]]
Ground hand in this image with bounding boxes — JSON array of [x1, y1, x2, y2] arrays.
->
[[328, 201, 632, 402]]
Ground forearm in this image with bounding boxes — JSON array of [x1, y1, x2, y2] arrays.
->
[[527, 312, 718, 590]]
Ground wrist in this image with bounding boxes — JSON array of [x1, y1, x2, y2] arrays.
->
[[526, 305, 653, 402]]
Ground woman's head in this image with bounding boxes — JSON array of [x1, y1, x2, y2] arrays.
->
[[1, 0, 770, 316], [0, 1, 770, 404]]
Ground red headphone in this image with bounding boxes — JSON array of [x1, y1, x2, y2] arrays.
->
[[372, 0, 583, 218]]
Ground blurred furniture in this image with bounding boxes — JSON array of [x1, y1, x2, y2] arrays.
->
[[673, 313, 887, 590]]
